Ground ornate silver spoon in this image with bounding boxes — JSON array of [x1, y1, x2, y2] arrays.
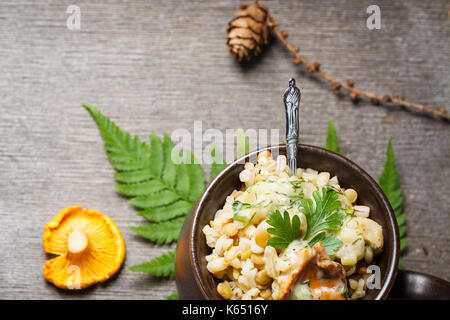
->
[[283, 78, 301, 176]]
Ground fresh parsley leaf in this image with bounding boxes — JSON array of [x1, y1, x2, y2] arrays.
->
[[167, 291, 179, 300], [309, 232, 342, 256], [128, 251, 175, 277], [266, 210, 301, 249], [324, 118, 342, 155], [301, 188, 344, 238], [210, 143, 227, 181], [300, 188, 345, 255], [378, 140, 407, 268]]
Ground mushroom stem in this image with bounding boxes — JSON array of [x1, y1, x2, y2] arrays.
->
[[67, 230, 88, 254]]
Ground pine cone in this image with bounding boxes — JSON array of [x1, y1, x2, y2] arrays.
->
[[227, 1, 270, 62]]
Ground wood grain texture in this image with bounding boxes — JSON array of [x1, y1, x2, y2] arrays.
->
[[0, 0, 448, 299]]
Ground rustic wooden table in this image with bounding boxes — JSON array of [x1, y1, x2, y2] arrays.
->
[[0, 0, 448, 299]]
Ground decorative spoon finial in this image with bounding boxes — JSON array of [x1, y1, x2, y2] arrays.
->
[[283, 78, 301, 175]]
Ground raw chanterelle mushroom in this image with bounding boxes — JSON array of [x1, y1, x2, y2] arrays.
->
[[43, 206, 125, 289]]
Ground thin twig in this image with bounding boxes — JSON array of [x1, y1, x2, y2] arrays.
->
[[267, 15, 450, 121]]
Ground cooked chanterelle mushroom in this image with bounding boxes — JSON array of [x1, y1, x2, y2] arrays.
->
[[273, 242, 346, 300], [43, 206, 125, 289]]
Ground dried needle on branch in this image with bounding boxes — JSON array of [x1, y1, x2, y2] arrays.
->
[[267, 15, 449, 120], [226, 1, 449, 121]]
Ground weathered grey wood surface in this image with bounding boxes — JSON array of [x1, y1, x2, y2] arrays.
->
[[0, 0, 448, 299]]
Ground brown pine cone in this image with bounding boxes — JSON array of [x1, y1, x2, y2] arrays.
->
[[227, 1, 270, 62]]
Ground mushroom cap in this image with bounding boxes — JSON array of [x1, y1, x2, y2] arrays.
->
[[43, 206, 126, 289]]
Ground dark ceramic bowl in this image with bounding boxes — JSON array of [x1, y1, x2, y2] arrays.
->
[[176, 144, 400, 300]]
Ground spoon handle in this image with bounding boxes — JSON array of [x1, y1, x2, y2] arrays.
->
[[283, 78, 301, 175]]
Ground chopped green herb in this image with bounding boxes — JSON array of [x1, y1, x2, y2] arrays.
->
[[301, 280, 311, 286], [232, 213, 249, 223], [292, 281, 314, 300], [232, 200, 252, 212], [232, 199, 272, 214], [232, 199, 263, 223], [289, 180, 305, 190], [342, 285, 348, 299], [345, 209, 355, 215]]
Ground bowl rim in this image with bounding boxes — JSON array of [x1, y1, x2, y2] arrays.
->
[[189, 144, 400, 300]]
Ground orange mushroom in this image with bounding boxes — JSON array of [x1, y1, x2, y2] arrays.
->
[[43, 206, 125, 289]]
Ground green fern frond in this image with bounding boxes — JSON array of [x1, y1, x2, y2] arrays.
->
[[378, 140, 407, 268], [83, 104, 150, 171], [129, 217, 185, 244], [114, 168, 153, 183], [167, 291, 179, 300], [83, 103, 206, 232], [138, 200, 192, 222], [324, 118, 342, 154], [237, 129, 250, 157], [237, 128, 250, 157], [210, 143, 226, 181], [129, 190, 181, 209], [114, 180, 166, 196], [184, 150, 206, 202], [161, 134, 177, 187], [128, 251, 175, 277]]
